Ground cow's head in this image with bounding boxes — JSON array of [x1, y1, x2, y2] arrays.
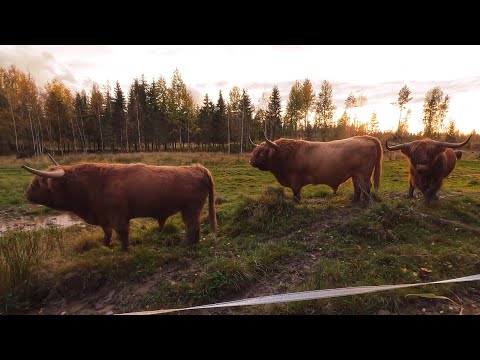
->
[[386, 134, 472, 173], [249, 131, 280, 171], [21, 153, 67, 208]]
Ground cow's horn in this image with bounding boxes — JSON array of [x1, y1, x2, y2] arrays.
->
[[21, 165, 65, 178], [434, 134, 473, 149], [249, 134, 258, 148], [264, 130, 280, 149], [385, 139, 412, 151], [47, 153, 60, 166]]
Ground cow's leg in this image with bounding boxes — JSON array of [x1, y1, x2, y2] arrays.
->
[[102, 226, 113, 247], [407, 178, 415, 199], [157, 215, 169, 231], [291, 186, 302, 204], [351, 176, 362, 203], [424, 188, 440, 205], [423, 190, 438, 205], [362, 177, 372, 202], [423, 178, 443, 205], [180, 207, 201, 246], [116, 223, 130, 251]]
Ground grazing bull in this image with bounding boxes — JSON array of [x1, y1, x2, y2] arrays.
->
[[249, 133, 383, 203], [385, 135, 472, 204], [21, 154, 216, 251]]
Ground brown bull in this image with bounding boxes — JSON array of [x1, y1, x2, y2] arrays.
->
[[386, 135, 472, 204], [21, 155, 216, 251], [249, 133, 383, 203]]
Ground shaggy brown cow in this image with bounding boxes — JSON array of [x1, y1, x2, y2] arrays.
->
[[385, 135, 472, 204], [22, 155, 216, 251], [249, 133, 383, 203]]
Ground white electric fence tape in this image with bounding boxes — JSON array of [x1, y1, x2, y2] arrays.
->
[[117, 273, 480, 315]]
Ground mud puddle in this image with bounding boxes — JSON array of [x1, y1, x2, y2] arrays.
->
[[0, 211, 84, 234]]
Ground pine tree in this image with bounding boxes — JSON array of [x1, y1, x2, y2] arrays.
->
[[90, 83, 104, 151], [198, 94, 212, 147], [368, 112, 379, 134], [212, 91, 227, 148], [102, 82, 114, 151], [445, 118, 458, 142], [240, 89, 254, 153], [266, 86, 282, 139], [335, 110, 349, 139], [112, 81, 126, 151]]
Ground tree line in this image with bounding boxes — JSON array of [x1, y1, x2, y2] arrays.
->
[[0, 65, 476, 156]]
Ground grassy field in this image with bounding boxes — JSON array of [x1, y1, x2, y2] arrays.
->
[[0, 150, 479, 315]]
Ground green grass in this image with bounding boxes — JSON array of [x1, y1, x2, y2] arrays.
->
[[0, 151, 479, 314]]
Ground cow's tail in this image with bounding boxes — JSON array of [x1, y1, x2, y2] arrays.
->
[[199, 165, 217, 233], [372, 137, 383, 191]]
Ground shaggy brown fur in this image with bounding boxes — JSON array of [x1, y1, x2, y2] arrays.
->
[[24, 163, 216, 251], [388, 138, 469, 204], [249, 136, 383, 203]]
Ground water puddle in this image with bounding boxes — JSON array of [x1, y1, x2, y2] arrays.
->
[[0, 211, 85, 234]]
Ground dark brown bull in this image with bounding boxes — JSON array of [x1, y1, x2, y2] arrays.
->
[[249, 133, 383, 203], [385, 135, 472, 204], [21, 155, 216, 251]]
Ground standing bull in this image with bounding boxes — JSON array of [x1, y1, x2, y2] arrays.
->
[[21, 154, 216, 251], [249, 133, 383, 203], [385, 135, 472, 204]]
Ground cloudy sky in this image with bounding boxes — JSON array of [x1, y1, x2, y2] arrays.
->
[[1, 45, 479, 133]]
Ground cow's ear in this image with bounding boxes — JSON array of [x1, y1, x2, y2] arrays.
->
[[267, 147, 276, 157]]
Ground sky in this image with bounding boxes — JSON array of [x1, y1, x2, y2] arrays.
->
[[0, 45, 479, 134]]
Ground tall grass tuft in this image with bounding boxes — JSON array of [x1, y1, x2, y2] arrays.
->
[[0, 228, 63, 298], [228, 186, 298, 235]]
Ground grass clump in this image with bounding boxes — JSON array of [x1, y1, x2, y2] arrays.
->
[[0, 228, 63, 299]]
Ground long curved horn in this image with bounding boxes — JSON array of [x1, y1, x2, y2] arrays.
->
[[248, 134, 258, 148], [47, 153, 60, 166], [385, 139, 413, 151], [433, 134, 472, 149], [264, 130, 280, 149], [21, 165, 65, 178]]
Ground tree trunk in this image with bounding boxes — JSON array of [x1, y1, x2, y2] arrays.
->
[[240, 107, 244, 154], [56, 105, 63, 156], [135, 95, 141, 151], [125, 118, 129, 152], [34, 106, 44, 154], [79, 104, 87, 152], [74, 110, 85, 152], [227, 115, 231, 154], [97, 105, 104, 151], [187, 120, 190, 152], [27, 107, 36, 155], [70, 114, 77, 152], [9, 105, 19, 152]]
